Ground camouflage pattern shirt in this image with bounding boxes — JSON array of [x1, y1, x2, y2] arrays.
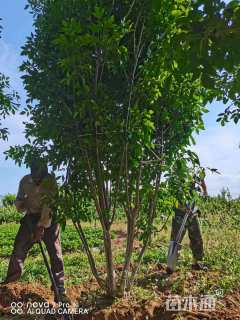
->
[[15, 174, 57, 228]]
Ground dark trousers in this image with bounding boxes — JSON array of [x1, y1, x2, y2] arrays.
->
[[5, 215, 65, 292], [170, 208, 204, 261]]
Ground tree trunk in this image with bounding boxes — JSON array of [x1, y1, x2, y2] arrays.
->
[[128, 173, 161, 289], [102, 226, 116, 297], [119, 212, 136, 294], [73, 220, 105, 289]]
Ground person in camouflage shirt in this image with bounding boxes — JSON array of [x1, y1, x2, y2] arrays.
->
[[2, 158, 68, 302]]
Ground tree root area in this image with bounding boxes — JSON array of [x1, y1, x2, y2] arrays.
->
[[0, 281, 240, 320]]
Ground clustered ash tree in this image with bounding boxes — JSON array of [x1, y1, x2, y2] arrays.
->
[[6, 0, 240, 297]]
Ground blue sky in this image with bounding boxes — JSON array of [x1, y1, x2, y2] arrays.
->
[[0, 1, 240, 197]]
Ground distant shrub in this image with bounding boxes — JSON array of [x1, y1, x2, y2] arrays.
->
[[0, 205, 22, 224], [198, 196, 240, 228], [2, 194, 16, 207]]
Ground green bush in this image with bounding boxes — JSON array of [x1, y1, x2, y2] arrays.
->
[[0, 205, 22, 224], [0, 223, 19, 257], [2, 194, 16, 207], [198, 196, 240, 228]]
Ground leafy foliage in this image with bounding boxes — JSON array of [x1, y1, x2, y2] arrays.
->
[[2, 194, 16, 207], [6, 0, 240, 296], [0, 205, 21, 224], [199, 194, 240, 228]]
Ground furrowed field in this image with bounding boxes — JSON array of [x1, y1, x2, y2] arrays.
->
[[1, 195, 240, 319]]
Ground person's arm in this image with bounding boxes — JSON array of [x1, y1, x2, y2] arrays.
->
[[37, 175, 58, 228], [15, 178, 26, 213], [33, 207, 51, 242], [37, 207, 52, 228], [200, 179, 208, 196]]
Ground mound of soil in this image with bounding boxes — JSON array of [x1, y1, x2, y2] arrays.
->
[[1, 281, 240, 320], [93, 291, 240, 320], [0, 282, 53, 316]]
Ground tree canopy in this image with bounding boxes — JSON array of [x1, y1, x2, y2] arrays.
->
[[6, 0, 240, 296]]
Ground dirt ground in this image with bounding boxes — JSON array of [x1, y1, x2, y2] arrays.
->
[[1, 279, 240, 320], [1, 226, 239, 319]]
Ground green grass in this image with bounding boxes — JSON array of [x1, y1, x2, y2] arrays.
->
[[0, 197, 240, 299], [0, 223, 106, 258], [0, 221, 115, 286], [142, 246, 167, 264]]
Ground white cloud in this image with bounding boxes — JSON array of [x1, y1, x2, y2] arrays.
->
[[0, 39, 28, 170], [0, 113, 28, 168], [193, 124, 240, 198], [0, 39, 26, 102]]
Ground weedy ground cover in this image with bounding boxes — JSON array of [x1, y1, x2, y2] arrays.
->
[[0, 197, 240, 300]]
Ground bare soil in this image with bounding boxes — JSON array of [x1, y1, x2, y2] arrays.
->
[[1, 278, 240, 320]]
